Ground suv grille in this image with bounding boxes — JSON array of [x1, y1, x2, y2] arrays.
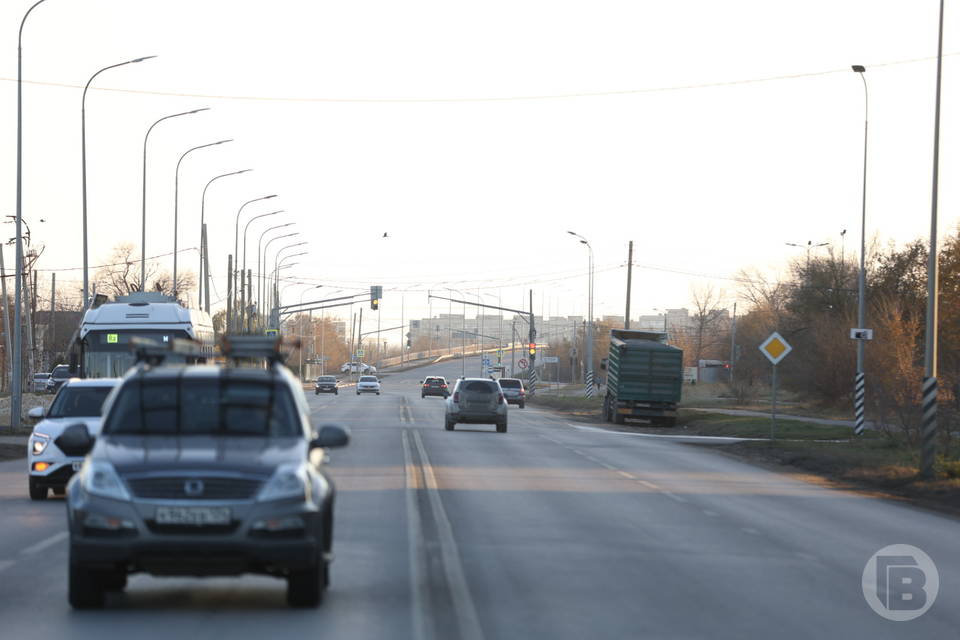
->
[[127, 476, 263, 500]]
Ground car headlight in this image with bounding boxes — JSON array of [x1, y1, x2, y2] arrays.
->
[[258, 463, 310, 502], [31, 433, 50, 456], [80, 461, 131, 501]]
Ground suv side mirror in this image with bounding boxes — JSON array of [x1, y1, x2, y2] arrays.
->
[[55, 423, 96, 457], [28, 406, 45, 419], [310, 423, 351, 449]]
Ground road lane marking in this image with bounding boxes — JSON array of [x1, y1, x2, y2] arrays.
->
[[20, 531, 67, 556], [401, 430, 428, 640], [411, 429, 485, 640], [617, 471, 636, 479], [662, 491, 687, 503]]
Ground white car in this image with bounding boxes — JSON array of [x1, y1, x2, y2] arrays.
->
[[356, 375, 381, 395], [27, 378, 119, 500], [340, 362, 372, 374]]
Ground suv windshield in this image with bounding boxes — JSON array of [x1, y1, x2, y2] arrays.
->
[[317, 376, 336, 383], [51, 366, 70, 380], [499, 379, 522, 389], [103, 378, 301, 437], [47, 386, 113, 418], [359, 376, 377, 382]]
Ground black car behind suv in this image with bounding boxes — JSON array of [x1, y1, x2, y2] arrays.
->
[[421, 376, 449, 398]]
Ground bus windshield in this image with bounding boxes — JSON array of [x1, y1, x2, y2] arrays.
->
[[83, 330, 191, 378]]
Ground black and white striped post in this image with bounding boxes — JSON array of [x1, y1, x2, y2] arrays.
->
[[584, 370, 595, 398], [854, 372, 866, 435]]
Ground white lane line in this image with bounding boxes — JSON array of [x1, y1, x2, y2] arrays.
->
[[662, 491, 687, 504], [617, 470, 636, 479], [639, 480, 660, 490], [567, 423, 760, 442], [411, 430, 486, 640], [401, 430, 428, 640], [20, 531, 68, 556]]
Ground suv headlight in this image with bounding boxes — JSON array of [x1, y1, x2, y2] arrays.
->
[[31, 432, 50, 456], [80, 461, 131, 501], [258, 463, 310, 502]]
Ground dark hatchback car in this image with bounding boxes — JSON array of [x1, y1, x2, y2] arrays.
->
[[497, 378, 526, 408], [421, 376, 450, 399], [315, 375, 338, 395], [64, 357, 349, 609], [46, 364, 71, 394]]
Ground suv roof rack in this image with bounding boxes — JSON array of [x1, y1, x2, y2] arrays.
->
[[132, 337, 209, 366], [220, 334, 300, 364]]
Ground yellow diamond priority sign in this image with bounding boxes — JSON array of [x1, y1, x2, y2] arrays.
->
[[759, 331, 792, 365]]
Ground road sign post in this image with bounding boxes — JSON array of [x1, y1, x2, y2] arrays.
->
[[759, 332, 793, 440]]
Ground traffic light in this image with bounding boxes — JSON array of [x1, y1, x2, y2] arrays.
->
[[370, 285, 382, 310], [529, 342, 536, 356], [406, 332, 412, 348]]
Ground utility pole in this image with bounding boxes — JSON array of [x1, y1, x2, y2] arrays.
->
[[226, 255, 233, 334], [240, 263, 246, 331], [202, 223, 211, 313], [400, 295, 405, 368], [48, 273, 55, 370], [921, 0, 946, 479], [528, 289, 537, 392], [0, 246, 11, 393], [625, 240, 633, 329], [24, 269, 35, 381], [247, 270, 253, 331], [729, 301, 737, 384]]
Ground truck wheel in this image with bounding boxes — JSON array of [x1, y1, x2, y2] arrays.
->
[[286, 561, 327, 607], [102, 569, 127, 591], [613, 412, 626, 425], [602, 398, 613, 422], [518, 401, 525, 409], [660, 418, 677, 428], [29, 477, 48, 501], [496, 421, 507, 433], [69, 560, 105, 609]]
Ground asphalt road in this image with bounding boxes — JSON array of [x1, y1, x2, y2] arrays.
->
[[0, 356, 957, 639]]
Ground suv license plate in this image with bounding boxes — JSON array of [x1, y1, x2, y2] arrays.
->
[[155, 506, 231, 526]]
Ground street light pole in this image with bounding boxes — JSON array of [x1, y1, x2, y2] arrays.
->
[[262, 233, 300, 317], [173, 139, 231, 297], [852, 65, 869, 436], [199, 169, 251, 310], [14, 0, 51, 431], [82, 55, 156, 309], [233, 194, 277, 326], [141, 107, 209, 290], [256, 224, 295, 313], [568, 231, 594, 397], [921, 0, 946, 479]]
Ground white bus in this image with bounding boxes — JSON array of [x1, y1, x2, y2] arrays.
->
[[73, 292, 215, 378]]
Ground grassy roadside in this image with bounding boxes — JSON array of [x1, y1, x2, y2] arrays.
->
[[528, 397, 960, 515]]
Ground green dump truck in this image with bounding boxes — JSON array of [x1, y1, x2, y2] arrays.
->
[[601, 329, 683, 426]]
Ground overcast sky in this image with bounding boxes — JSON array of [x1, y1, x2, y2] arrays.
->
[[1, 0, 958, 338]]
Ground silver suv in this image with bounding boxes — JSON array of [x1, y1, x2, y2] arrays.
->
[[444, 377, 508, 433], [63, 338, 350, 609]]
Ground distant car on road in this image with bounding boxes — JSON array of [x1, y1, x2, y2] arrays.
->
[[46, 364, 71, 394], [421, 376, 449, 399], [445, 377, 508, 433], [31, 372, 50, 393], [27, 378, 119, 500], [315, 375, 339, 395], [340, 362, 373, 374], [356, 375, 381, 395], [497, 378, 526, 408]]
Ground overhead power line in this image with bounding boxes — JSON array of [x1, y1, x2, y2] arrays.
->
[[2, 52, 956, 104]]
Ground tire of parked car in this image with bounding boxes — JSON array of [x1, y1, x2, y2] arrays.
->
[[29, 477, 47, 501], [496, 420, 507, 433], [286, 560, 327, 607]]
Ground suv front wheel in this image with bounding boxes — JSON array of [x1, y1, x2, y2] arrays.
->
[[69, 560, 105, 609], [286, 561, 327, 607]]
